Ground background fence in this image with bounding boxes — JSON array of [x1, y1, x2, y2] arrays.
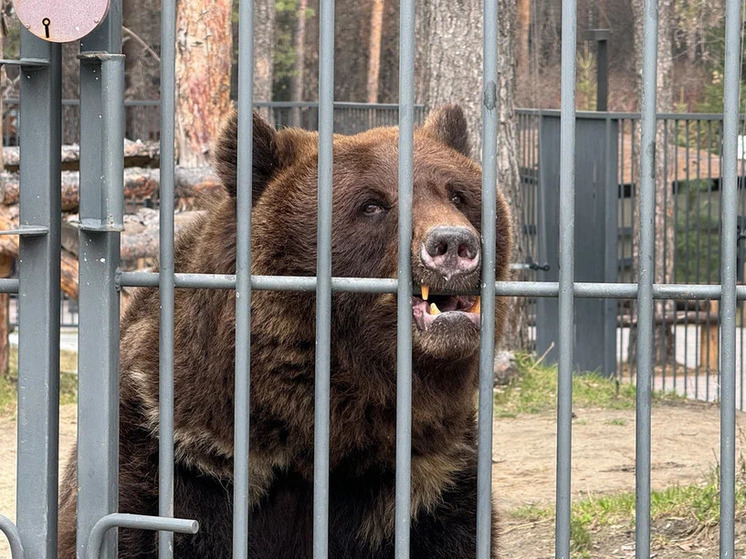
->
[[517, 108, 746, 410]]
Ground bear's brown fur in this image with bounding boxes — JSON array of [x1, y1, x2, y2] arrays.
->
[[57, 105, 512, 558]]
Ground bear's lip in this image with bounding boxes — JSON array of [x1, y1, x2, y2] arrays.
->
[[411, 291, 481, 331]]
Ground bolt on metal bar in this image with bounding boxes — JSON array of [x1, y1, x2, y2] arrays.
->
[[159, 0, 177, 555], [87, 514, 198, 559], [555, 0, 577, 556], [636, 0, 659, 555], [232, 0, 255, 555], [395, 0, 415, 555], [719, 0, 742, 555], [76, 4, 124, 556], [15, 28, 61, 559], [477, 0, 499, 555], [0, 515, 24, 559], [314, 0, 334, 553]]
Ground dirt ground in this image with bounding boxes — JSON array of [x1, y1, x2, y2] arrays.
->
[[0, 401, 740, 558]]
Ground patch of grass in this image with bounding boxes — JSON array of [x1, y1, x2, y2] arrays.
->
[[494, 352, 683, 417], [511, 466, 746, 558], [604, 418, 627, 426], [0, 347, 78, 415]]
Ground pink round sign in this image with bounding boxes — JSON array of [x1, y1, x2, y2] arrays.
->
[[14, 0, 110, 43]]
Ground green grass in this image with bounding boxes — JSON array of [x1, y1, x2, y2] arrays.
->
[[0, 346, 78, 416], [511, 466, 746, 557], [494, 352, 683, 417]]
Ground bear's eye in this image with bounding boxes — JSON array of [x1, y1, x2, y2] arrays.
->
[[361, 201, 387, 216], [449, 192, 464, 206]]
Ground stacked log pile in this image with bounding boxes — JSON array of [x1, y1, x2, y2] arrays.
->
[[0, 141, 220, 368]]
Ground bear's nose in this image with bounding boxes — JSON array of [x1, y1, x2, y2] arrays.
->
[[420, 226, 480, 280]]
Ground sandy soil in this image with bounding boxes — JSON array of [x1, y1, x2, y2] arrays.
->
[[0, 401, 739, 557]]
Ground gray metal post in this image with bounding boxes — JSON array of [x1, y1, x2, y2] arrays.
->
[[719, 0, 742, 556], [16, 27, 62, 559], [477, 0, 498, 555], [159, 0, 177, 555], [396, 0, 415, 555], [76, 3, 124, 558], [232, 0, 255, 555], [636, 0, 658, 556], [556, 0, 577, 557], [314, 0, 334, 555]]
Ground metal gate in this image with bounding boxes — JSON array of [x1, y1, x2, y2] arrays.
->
[[0, 1, 743, 559]]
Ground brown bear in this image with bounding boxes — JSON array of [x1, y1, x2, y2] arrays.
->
[[57, 105, 512, 558]]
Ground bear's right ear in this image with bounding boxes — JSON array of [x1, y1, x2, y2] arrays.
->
[[212, 110, 279, 202]]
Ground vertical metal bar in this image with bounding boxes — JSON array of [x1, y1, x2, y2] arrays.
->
[[719, 0, 741, 555], [395, 0, 415, 554], [16, 29, 62, 559], [555, 0, 576, 556], [77, 6, 124, 556], [314, 0, 334, 553], [16, 28, 61, 559], [636, 0, 658, 555], [662, 120, 669, 391], [159, 0, 177, 554], [674, 119, 680, 391], [477, 0, 498, 555], [76, 4, 124, 554], [233, 0, 255, 555]]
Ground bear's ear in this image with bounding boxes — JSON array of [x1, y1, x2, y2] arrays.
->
[[212, 110, 279, 202], [420, 104, 470, 157]]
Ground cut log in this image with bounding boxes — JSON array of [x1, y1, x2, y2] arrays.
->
[[3, 140, 161, 172], [0, 166, 223, 210]]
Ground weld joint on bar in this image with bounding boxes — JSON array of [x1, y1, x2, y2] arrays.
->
[[483, 81, 497, 110], [87, 513, 198, 559], [78, 52, 127, 62], [0, 514, 24, 559]]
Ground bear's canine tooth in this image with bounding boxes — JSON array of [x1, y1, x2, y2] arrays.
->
[[467, 297, 481, 314], [429, 302, 441, 315], [421, 285, 429, 300]]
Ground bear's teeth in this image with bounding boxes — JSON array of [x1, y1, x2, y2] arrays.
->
[[467, 297, 481, 314], [429, 302, 441, 315], [421, 285, 429, 300]]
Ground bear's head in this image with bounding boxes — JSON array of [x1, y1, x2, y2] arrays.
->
[[213, 105, 512, 372]]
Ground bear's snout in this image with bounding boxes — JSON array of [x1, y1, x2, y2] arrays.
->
[[420, 226, 480, 281]]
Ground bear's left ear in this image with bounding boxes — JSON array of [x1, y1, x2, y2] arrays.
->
[[212, 109, 279, 203], [420, 104, 470, 157]]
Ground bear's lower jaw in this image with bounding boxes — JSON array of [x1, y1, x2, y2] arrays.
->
[[411, 295, 480, 331], [411, 296, 482, 360]]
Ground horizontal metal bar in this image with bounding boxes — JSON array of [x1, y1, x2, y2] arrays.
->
[[0, 57, 48, 67], [0, 515, 24, 559], [86, 514, 198, 559], [515, 107, 746, 121], [5, 98, 161, 107], [0, 278, 19, 293], [253, 101, 424, 110], [0, 226, 49, 236], [119, 272, 746, 300]]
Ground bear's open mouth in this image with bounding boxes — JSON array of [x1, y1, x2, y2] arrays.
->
[[411, 284, 481, 331]]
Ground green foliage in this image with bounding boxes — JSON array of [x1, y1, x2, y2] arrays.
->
[[576, 45, 596, 112], [674, 185, 720, 284]]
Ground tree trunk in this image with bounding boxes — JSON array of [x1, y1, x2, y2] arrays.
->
[[366, 0, 384, 104], [292, 0, 309, 126], [516, 0, 530, 86], [416, 0, 528, 351], [630, 0, 676, 367], [175, 0, 233, 166], [254, 0, 276, 104]]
